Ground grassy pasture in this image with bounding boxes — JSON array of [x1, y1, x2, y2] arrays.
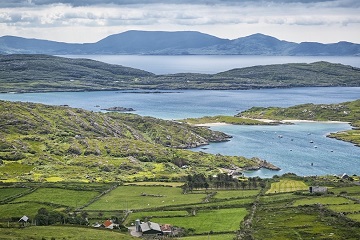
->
[[151, 208, 247, 234], [180, 233, 235, 240], [328, 203, 360, 213], [85, 185, 207, 211], [293, 196, 353, 206], [126, 210, 189, 224], [12, 188, 98, 207], [0, 226, 135, 240], [348, 213, 360, 222], [0, 188, 29, 201], [331, 186, 360, 195], [266, 179, 308, 194], [260, 193, 304, 203], [252, 206, 360, 240], [0, 202, 54, 219], [214, 189, 259, 199], [124, 181, 184, 187]]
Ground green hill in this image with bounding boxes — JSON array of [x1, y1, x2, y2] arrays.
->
[[0, 100, 275, 182], [237, 99, 360, 146], [1, 55, 360, 92]]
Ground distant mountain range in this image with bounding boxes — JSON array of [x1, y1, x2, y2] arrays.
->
[[0, 30, 359, 56]]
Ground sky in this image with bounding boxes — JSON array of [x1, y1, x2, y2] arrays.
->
[[0, 0, 359, 44]]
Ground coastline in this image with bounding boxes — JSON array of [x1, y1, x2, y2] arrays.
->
[[193, 119, 350, 127], [194, 122, 232, 127]]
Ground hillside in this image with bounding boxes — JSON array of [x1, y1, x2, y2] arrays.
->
[[1, 55, 360, 93], [0, 100, 277, 182], [1, 31, 359, 55], [237, 99, 360, 146]]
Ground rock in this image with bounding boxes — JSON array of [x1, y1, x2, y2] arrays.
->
[[101, 106, 135, 112]]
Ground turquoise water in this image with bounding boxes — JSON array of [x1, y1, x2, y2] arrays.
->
[[0, 87, 359, 177]]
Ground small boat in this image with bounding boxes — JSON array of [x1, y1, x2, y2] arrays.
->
[[310, 140, 314, 143]]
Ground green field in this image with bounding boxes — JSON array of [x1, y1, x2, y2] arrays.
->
[[293, 196, 353, 206], [214, 189, 259, 199], [124, 182, 185, 187], [348, 213, 360, 222], [12, 188, 99, 207], [151, 208, 247, 234], [331, 186, 360, 195], [252, 206, 360, 240], [85, 185, 207, 210], [0, 188, 29, 201], [0, 226, 135, 240], [328, 203, 360, 213], [0, 202, 55, 219], [180, 233, 235, 240], [126, 210, 189, 224], [266, 179, 308, 194]]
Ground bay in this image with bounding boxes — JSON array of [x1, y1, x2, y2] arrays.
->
[[62, 55, 360, 74], [0, 87, 359, 177]]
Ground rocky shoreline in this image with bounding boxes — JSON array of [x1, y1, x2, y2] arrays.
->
[[101, 106, 135, 112]]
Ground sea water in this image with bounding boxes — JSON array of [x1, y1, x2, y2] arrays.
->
[[61, 55, 360, 74], [0, 87, 359, 177]]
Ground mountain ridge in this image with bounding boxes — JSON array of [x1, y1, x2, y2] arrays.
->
[[1, 30, 359, 55]]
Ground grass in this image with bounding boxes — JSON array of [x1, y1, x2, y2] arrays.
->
[[12, 188, 99, 207], [266, 179, 308, 194], [0, 188, 29, 201], [327, 203, 360, 213], [124, 181, 185, 187], [84, 185, 207, 211], [126, 210, 189, 224], [331, 186, 360, 195], [180, 233, 235, 240], [348, 213, 360, 222], [214, 189, 260, 199], [252, 206, 360, 240], [293, 196, 353, 206], [151, 208, 247, 234], [0, 202, 55, 219], [0, 226, 136, 240]]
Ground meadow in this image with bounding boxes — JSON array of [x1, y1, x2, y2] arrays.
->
[[12, 188, 99, 208], [266, 179, 308, 194], [151, 208, 247, 234], [0, 226, 135, 240], [84, 185, 207, 211]]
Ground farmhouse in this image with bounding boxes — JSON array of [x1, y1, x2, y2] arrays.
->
[[101, 219, 118, 229], [134, 219, 173, 236], [309, 186, 328, 194]]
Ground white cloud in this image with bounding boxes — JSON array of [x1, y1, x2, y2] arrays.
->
[[0, 1, 359, 43]]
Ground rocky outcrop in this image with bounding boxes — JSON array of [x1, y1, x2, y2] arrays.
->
[[101, 107, 135, 112]]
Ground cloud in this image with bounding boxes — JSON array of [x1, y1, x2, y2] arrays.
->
[[0, 0, 359, 43]]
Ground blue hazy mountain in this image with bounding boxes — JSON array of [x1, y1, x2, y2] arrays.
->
[[0, 31, 359, 56]]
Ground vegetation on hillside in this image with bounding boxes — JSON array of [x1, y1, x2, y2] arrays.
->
[[0, 100, 273, 182], [237, 99, 360, 146], [1, 55, 360, 93]]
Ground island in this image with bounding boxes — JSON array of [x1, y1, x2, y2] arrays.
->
[[101, 106, 135, 112]]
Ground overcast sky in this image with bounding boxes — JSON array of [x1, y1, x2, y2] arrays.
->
[[0, 0, 359, 43]]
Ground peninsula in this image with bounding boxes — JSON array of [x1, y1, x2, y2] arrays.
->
[[1, 54, 360, 93]]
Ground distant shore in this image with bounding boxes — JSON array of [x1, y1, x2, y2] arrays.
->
[[193, 119, 350, 127]]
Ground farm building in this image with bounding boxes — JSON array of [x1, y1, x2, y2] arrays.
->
[[18, 216, 29, 223], [101, 219, 118, 229], [135, 219, 172, 236], [309, 186, 328, 194], [160, 224, 173, 236]]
